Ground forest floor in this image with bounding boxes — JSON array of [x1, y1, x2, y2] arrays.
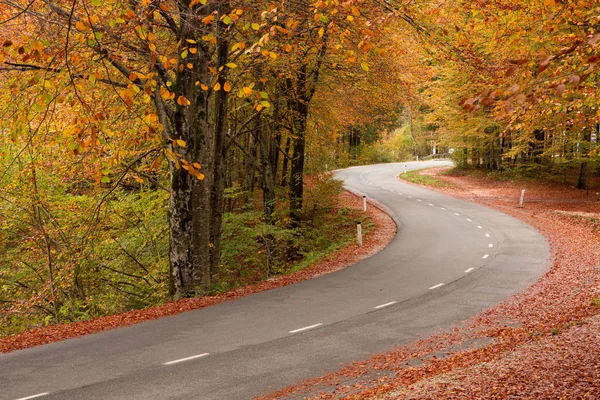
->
[[0, 190, 396, 353], [261, 166, 600, 399]]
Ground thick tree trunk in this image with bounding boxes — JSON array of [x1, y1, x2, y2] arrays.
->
[[289, 110, 307, 223], [168, 164, 211, 297]]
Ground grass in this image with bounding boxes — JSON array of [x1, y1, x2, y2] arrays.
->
[[399, 170, 452, 188], [447, 163, 600, 190]]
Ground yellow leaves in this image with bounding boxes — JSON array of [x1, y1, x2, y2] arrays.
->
[[361, 62, 370, 72], [160, 86, 175, 101], [318, 27, 325, 38], [284, 44, 293, 53], [251, 23, 261, 31], [172, 139, 186, 148], [213, 82, 221, 92], [232, 42, 246, 52], [201, 84, 209, 91], [223, 82, 232, 92], [135, 25, 147, 40], [202, 15, 215, 25], [150, 156, 162, 172], [202, 34, 217, 44], [244, 86, 253, 96], [75, 21, 87, 31], [180, 159, 204, 180], [177, 96, 191, 106]]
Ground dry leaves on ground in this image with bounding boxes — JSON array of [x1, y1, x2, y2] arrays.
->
[[261, 168, 600, 400]]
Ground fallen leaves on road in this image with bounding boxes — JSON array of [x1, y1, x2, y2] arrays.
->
[[0, 191, 396, 354], [259, 168, 600, 400]]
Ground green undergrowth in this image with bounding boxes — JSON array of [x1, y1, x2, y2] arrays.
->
[[1, 175, 369, 336], [216, 178, 372, 294], [399, 170, 452, 188]]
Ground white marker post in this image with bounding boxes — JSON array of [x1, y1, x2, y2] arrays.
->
[[519, 189, 526, 208], [325, 163, 328, 172], [404, 164, 408, 174], [357, 222, 363, 247], [363, 195, 367, 212]]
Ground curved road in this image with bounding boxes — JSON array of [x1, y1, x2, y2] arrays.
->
[[0, 161, 549, 400]]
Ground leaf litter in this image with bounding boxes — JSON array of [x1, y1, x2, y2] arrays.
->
[[259, 168, 600, 400]]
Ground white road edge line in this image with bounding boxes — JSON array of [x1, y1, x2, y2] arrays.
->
[[429, 283, 445, 290], [164, 353, 210, 365], [465, 268, 474, 273], [289, 323, 323, 334], [483, 254, 489, 259], [374, 301, 398, 309], [15, 394, 50, 400]]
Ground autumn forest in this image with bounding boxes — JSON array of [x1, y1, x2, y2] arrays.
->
[[0, 0, 598, 337]]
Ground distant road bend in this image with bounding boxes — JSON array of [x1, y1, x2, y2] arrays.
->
[[1, 161, 549, 400]]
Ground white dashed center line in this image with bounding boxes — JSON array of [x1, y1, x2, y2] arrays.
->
[[485, 233, 491, 238], [441, 207, 447, 211], [429, 283, 445, 290], [465, 268, 474, 273], [483, 254, 489, 259], [454, 213, 460, 216], [15, 394, 50, 400], [489, 243, 494, 248], [477, 225, 483, 229], [289, 323, 323, 334], [466, 218, 472, 222], [429, 203, 434, 206], [417, 199, 422, 202], [164, 353, 210, 365], [374, 301, 398, 309]]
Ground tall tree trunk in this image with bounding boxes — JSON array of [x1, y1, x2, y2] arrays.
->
[[209, 0, 231, 280], [577, 161, 589, 190], [289, 106, 308, 223], [281, 137, 291, 187]]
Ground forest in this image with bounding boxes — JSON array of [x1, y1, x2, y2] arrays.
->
[[0, 0, 598, 336]]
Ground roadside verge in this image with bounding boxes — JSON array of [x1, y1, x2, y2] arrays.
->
[[0, 190, 396, 353]]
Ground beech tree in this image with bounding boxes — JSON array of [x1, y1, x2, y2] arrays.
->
[[0, 0, 242, 297], [1, 0, 384, 299]]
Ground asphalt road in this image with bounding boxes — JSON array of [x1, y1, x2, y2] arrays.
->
[[0, 161, 549, 400]]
